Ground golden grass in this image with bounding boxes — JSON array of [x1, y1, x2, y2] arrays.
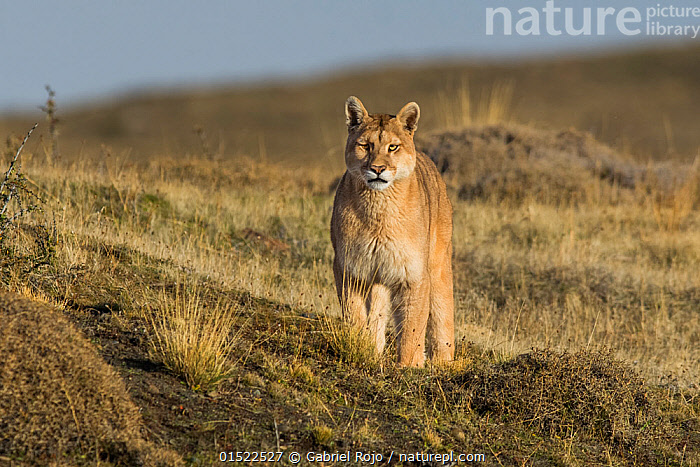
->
[[8, 282, 67, 310], [309, 423, 334, 447], [651, 158, 699, 232], [452, 199, 700, 380], [321, 311, 381, 369], [6, 120, 699, 390], [2, 120, 697, 464], [148, 283, 241, 390]]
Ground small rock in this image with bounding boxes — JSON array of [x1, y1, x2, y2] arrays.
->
[[451, 428, 466, 442]]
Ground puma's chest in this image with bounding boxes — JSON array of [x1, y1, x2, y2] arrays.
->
[[336, 212, 426, 286]]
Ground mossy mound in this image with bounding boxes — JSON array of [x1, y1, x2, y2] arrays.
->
[[441, 349, 692, 462], [0, 293, 181, 466]]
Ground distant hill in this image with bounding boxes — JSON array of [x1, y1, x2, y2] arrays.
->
[[419, 122, 697, 205], [1, 44, 698, 165]]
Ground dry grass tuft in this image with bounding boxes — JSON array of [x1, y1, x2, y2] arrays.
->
[[8, 282, 67, 310], [0, 292, 181, 466], [321, 312, 380, 369], [148, 283, 241, 391], [290, 363, 315, 386], [309, 423, 334, 447], [421, 428, 443, 449]]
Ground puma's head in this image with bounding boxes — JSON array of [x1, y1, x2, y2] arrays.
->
[[344, 96, 420, 192]]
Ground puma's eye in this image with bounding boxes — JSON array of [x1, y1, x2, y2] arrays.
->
[[388, 144, 399, 152]]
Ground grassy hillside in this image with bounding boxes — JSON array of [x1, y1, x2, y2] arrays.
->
[[1, 115, 698, 464], [1, 44, 699, 167]]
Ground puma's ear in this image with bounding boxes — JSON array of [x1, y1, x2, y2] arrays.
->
[[397, 101, 420, 133], [345, 96, 368, 131]]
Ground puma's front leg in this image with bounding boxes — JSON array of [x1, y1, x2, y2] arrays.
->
[[427, 246, 455, 363], [367, 283, 391, 355], [333, 259, 368, 327], [394, 276, 430, 367]]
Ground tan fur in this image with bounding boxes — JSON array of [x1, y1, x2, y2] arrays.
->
[[331, 96, 454, 367]]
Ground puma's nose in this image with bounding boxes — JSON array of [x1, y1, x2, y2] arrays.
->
[[370, 164, 386, 174]]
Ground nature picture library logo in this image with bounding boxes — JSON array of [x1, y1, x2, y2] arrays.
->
[[486, 1, 700, 38]]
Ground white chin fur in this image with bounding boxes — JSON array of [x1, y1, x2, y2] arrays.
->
[[366, 179, 391, 191]]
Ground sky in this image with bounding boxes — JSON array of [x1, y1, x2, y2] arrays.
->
[[1, 0, 698, 112]]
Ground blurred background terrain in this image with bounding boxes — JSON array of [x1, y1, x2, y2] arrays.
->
[[2, 44, 699, 166]]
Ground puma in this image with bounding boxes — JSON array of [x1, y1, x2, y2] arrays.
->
[[331, 96, 454, 367]]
